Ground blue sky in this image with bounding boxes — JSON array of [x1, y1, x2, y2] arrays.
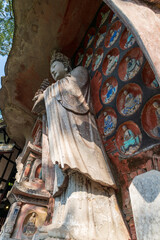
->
[[0, 55, 7, 118], [0, 55, 7, 88]]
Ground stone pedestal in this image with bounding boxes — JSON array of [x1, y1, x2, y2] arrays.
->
[[0, 118, 53, 240], [129, 170, 160, 240]]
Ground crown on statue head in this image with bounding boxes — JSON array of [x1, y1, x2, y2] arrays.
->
[[50, 50, 71, 70]]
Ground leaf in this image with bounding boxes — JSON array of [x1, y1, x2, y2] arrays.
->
[[0, 0, 14, 56]]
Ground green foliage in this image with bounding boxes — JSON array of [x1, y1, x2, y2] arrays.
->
[[0, 0, 14, 56]]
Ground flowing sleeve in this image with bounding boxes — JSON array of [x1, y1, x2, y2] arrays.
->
[[55, 66, 90, 114]]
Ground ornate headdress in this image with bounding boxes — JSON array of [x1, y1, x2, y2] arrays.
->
[[50, 50, 71, 71]]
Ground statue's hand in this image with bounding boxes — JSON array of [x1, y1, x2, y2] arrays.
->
[[32, 93, 45, 115]]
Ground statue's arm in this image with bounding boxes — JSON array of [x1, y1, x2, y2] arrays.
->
[[32, 93, 46, 115]]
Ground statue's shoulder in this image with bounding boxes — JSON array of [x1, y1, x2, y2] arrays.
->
[[71, 66, 88, 79]]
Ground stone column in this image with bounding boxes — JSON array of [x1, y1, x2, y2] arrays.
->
[[0, 202, 21, 240], [129, 170, 160, 240]]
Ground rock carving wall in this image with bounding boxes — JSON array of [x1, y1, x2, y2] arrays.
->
[[73, 2, 160, 239]]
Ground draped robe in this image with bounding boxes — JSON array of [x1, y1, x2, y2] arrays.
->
[[44, 66, 115, 188], [40, 66, 130, 240]]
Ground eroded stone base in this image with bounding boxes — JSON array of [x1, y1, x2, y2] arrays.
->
[[33, 171, 130, 240]]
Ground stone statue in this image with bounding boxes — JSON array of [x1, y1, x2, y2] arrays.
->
[[122, 90, 141, 115], [121, 125, 140, 154], [152, 101, 160, 137], [105, 82, 117, 103], [109, 28, 121, 47], [106, 54, 118, 75], [124, 57, 141, 81], [23, 212, 37, 236], [125, 31, 135, 49], [32, 50, 130, 240]]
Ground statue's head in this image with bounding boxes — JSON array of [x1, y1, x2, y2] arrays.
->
[[32, 212, 36, 217], [50, 50, 72, 80], [124, 90, 128, 96], [122, 125, 127, 131], [125, 57, 129, 62]]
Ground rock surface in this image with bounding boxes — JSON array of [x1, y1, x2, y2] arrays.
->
[[129, 170, 160, 240], [2, 0, 160, 148], [0, 0, 102, 147]]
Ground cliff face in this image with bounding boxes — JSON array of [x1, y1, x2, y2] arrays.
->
[[0, 0, 102, 147], [1, 0, 160, 148]]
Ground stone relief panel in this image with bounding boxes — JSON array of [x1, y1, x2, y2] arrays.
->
[[142, 94, 160, 139], [97, 107, 117, 137], [118, 48, 143, 81], [22, 212, 37, 236], [84, 27, 96, 49], [90, 71, 103, 114], [116, 121, 142, 155], [73, 2, 160, 159], [29, 158, 42, 181], [104, 20, 122, 48], [82, 48, 93, 68], [102, 48, 119, 76], [116, 83, 142, 116], [108, 12, 118, 24], [96, 5, 111, 28], [100, 77, 118, 104], [92, 48, 104, 71], [73, 2, 160, 239], [142, 61, 160, 89], [94, 26, 107, 49], [11, 204, 47, 240], [35, 164, 42, 179], [120, 28, 136, 50]]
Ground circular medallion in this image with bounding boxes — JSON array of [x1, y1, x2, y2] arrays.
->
[[120, 28, 136, 50], [90, 71, 103, 114], [109, 11, 118, 23], [116, 83, 142, 116], [82, 48, 93, 68], [105, 21, 122, 48], [84, 27, 96, 48], [101, 77, 118, 104], [74, 48, 84, 66], [141, 94, 160, 139], [97, 107, 117, 137], [116, 121, 142, 155], [96, 5, 111, 28], [118, 48, 143, 81], [94, 26, 107, 49], [102, 48, 119, 76], [142, 61, 159, 89], [92, 48, 104, 71]]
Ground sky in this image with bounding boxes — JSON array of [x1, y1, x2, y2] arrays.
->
[[0, 55, 7, 88], [0, 55, 7, 118]]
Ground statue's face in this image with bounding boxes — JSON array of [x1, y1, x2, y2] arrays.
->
[[50, 60, 67, 80]]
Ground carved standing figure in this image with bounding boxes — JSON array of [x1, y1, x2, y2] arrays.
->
[[32, 50, 130, 240], [23, 212, 37, 236]]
